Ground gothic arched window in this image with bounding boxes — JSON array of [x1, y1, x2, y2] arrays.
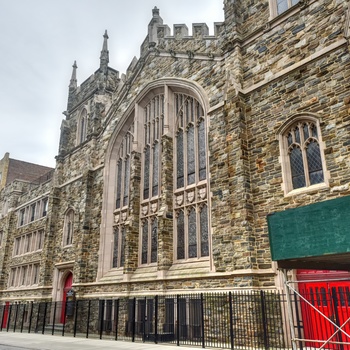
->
[[77, 109, 88, 144], [100, 81, 211, 277], [174, 93, 208, 260], [113, 124, 133, 268], [279, 116, 327, 195], [63, 209, 74, 246]]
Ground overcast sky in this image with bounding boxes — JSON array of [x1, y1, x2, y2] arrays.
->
[[0, 1, 224, 168]]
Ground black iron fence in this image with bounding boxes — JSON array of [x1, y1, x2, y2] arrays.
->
[[0, 291, 289, 349]]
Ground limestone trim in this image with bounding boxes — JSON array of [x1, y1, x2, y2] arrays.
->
[[345, 3, 350, 41], [277, 113, 329, 196], [56, 174, 83, 188], [76, 268, 276, 285], [243, 38, 347, 94], [15, 192, 50, 211], [268, 0, 301, 20], [52, 263, 74, 303]]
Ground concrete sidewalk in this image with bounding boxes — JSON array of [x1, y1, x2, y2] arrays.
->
[[0, 332, 205, 350]]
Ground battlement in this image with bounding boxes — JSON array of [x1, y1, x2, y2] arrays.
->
[[144, 7, 224, 51], [124, 8, 224, 79]]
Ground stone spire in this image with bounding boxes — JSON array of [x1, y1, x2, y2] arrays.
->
[[69, 61, 78, 90], [100, 30, 109, 75], [148, 7, 163, 46]]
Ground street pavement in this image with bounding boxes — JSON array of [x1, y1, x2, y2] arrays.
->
[[0, 332, 204, 350]]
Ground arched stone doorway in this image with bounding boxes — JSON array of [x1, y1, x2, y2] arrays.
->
[[60, 272, 73, 323]]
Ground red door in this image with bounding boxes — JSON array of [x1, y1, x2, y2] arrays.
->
[[60, 273, 73, 324], [298, 270, 350, 349], [1, 302, 9, 329]]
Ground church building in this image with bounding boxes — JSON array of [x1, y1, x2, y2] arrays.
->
[[0, 0, 350, 346]]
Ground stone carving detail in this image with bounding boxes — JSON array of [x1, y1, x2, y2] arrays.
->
[[142, 205, 148, 216], [176, 194, 184, 206], [151, 202, 158, 213], [187, 191, 195, 203], [199, 187, 207, 200]]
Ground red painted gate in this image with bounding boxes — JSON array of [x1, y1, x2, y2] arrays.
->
[[1, 302, 9, 329], [60, 272, 73, 324], [298, 270, 350, 349]]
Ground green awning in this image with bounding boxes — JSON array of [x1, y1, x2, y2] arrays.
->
[[267, 195, 350, 270]]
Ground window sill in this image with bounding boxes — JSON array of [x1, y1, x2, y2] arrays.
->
[[285, 182, 329, 197]]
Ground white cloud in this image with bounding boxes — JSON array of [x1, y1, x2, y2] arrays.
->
[[0, 0, 224, 167]]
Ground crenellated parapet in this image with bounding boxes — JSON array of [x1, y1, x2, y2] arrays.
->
[[137, 7, 225, 60]]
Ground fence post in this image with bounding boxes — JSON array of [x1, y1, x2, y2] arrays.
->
[[34, 303, 41, 333], [73, 300, 79, 337], [13, 304, 19, 332], [131, 298, 136, 343], [28, 302, 34, 333], [293, 292, 303, 350], [99, 300, 105, 340], [260, 291, 269, 350], [62, 300, 67, 336], [176, 295, 180, 346], [154, 295, 158, 344], [7, 304, 12, 332], [20, 304, 26, 333], [200, 293, 205, 348], [0, 304, 5, 331], [42, 302, 48, 334], [142, 297, 146, 343], [229, 292, 234, 350], [86, 300, 91, 338], [331, 288, 342, 345], [115, 299, 119, 341], [52, 302, 57, 335]]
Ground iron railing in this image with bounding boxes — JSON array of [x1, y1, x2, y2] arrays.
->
[[0, 291, 289, 349]]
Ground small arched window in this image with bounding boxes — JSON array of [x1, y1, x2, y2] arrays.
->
[[77, 109, 88, 144], [279, 116, 327, 195], [63, 209, 74, 246]]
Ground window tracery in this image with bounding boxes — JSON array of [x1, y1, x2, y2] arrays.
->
[[104, 82, 211, 273], [113, 124, 134, 268], [279, 116, 327, 195]]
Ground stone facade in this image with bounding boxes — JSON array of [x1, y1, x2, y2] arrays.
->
[[0, 0, 349, 310]]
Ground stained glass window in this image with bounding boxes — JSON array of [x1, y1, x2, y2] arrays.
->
[[123, 157, 130, 206], [113, 227, 119, 268], [187, 125, 195, 185], [198, 119, 206, 181], [177, 131, 184, 188], [152, 143, 159, 197], [188, 208, 197, 258], [142, 222, 148, 264], [120, 227, 125, 267], [116, 161, 122, 208], [174, 93, 209, 261], [177, 211, 185, 260], [290, 146, 305, 189], [113, 125, 133, 269], [200, 205, 209, 257], [285, 120, 324, 192], [307, 141, 324, 185], [151, 219, 158, 263], [140, 95, 164, 265], [144, 146, 150, 199]]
